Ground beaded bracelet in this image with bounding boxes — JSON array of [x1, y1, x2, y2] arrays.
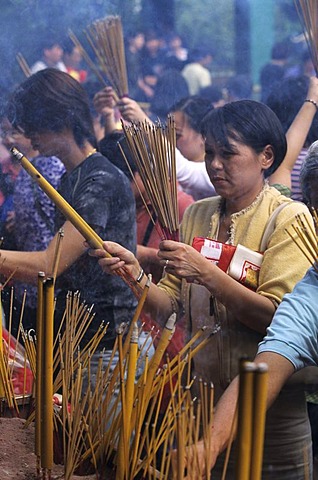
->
[[305, 98, 318, 110], [136, 267, 145, 283]]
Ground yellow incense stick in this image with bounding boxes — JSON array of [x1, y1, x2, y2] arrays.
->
[[11, 148, 107, 250], [0, 291, 4, 398], [249, 363, 268, 480], [41, 277, 54, 472], [235, 359, 256, 480], [35, 272, 45, 473]]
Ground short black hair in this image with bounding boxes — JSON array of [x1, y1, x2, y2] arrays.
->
[[99, 131, 137, 180], [226, 74, 253, 100], [199, 85, 224, 104], [200, 99, 287, 178], [170, 95, 213, 133], [271, 41, 290, 61], [6, 68, 96, 148]]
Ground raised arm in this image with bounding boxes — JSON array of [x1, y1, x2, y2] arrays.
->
[[269, 76, 318, 188], [182, 352, 295, 477], [93, 86, 119, 136]]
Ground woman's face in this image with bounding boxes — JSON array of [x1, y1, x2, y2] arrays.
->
[[174, 111, 205, 163], [204, 133, 273, 205], [25, 129, 69, 158]]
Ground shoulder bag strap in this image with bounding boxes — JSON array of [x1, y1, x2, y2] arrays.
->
[[260, 202, 291, 252]]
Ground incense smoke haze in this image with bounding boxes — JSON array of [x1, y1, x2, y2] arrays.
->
[[0, 0, 304, 116]]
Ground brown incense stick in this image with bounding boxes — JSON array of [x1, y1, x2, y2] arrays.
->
[[294, 0, 318, 75], [16, 52, 31, 78], [121, 116, 180, 241]]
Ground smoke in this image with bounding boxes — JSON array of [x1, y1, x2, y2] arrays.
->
[[0, 0, 139, 96]]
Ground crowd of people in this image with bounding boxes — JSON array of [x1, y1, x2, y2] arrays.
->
[[0, 24, 318, 480]]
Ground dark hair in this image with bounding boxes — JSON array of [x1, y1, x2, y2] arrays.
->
[[170, 95, 213, 133], [188, 46, 213, 63], [99, 131, 137, 179], [226, 74, 253, 100], [300, 140, 318, 206], [200, 100, 287, 178], [144, 29, 162, 43], [149, 69, 189, 120], [271, 41, 290, 61], [199, 85, 224, 104], [266, 75, 318, 147], [6, 68, 96, 148]]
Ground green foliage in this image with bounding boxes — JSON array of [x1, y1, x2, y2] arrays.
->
[[175, 0, 235, 67]]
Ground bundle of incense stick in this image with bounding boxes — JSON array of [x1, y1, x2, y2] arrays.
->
[[50, 316, 213, 479], [285, 210, 317, 270], [0, 288, 33, 414], [14, 253, 219, 478], [20, 275, 215, 479], [70, 14, 128, 98], [294, 0, 318, 75], [235, 359, 268, 480], [121, 116, 180, 241]]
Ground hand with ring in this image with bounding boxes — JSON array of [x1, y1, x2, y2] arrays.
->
[[158, 239, 211, 284]]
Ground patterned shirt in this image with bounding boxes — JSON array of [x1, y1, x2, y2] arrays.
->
[[291, 148, 307, 202], [13, 155, 65, 308], [55, 152, 137, 349]]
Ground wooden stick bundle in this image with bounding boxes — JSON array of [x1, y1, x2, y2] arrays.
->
[[70, 15, 128, 98], [294, 0, 318, 75], [286, 210, 317, 270], [32, 303, 215, 479], [121, 116, 180, 241], [235, 359, 268, 480]]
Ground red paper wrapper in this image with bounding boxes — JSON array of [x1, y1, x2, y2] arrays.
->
[[192, 237, 263, 290]]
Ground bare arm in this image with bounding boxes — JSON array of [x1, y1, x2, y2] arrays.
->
[[269, 76, 318, 188], [183, 352, 295, 476], [137, 245, 161, 270], [90, 240, 175, 325], [93, 86, 119, 136], [211, 352, 295, 456], [0, 220, 87, 283]]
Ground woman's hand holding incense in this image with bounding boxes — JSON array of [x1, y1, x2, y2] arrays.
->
[[158, 240, 214, 285], [117, 96, 150, 123], [90, 240, 176, 323], [89, 240, 141, 280], [93, 86, 116, 117]]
